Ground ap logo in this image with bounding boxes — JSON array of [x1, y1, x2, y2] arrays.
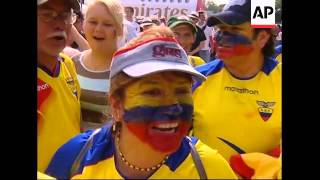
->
[[251, 0, 275, 28]]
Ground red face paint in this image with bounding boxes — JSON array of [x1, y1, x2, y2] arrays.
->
[[214, 31, 254, 59], [126, 121, 191, 153]]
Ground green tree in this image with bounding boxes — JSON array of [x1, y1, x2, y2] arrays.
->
[[205, 1, 221, 14], [206, 0, 281, 23], [275, 0, 282, 23]]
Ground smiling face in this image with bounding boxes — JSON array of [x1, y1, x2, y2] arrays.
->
[[115, 72, 193, 153], [83, 2, 117, 52]]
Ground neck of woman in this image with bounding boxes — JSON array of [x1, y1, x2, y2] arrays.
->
[[115, 126, 168, 179], [83, 49, 114, 71]]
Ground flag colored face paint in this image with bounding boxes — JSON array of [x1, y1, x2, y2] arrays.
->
[[122, 73, 193, 153], [214, 31, 254, 59]]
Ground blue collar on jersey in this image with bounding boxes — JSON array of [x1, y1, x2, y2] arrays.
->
[[192, 57, 279, 91], [46, 122, 197, 179]]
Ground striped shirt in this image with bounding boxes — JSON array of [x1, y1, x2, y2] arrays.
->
[[72, 53, 111, 131]]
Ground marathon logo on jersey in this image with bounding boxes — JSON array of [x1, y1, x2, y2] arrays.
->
[[65, 77, 78, 98], [251, 0, 276, 28], [256, 100, 276, 121], [152, 44, 182, 59], [38, 78, 52, 109]]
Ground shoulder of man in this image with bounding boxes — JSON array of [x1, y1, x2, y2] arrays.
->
[[59, 53, 78, 72], [192, 60, 224, 91], [262, 56, 281, 76], [196, 59, 224, 77]]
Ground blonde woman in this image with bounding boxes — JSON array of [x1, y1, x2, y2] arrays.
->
[[72, 0, 124, 130], [46, 26, 237, 179]]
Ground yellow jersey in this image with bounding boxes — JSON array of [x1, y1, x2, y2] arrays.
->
[[46, 123, 237, 179], [38, 53, 81, 172], [188, 56, 206, 67], [192, 58, 281, 161]]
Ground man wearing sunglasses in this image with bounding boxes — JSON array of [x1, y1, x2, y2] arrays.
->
[[37, 0, 81, 173]]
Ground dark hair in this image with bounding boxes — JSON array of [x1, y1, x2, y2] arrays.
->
[[75, 11, 84, 20], [253, 28, 275, 57], [125, 6, 134, 13]]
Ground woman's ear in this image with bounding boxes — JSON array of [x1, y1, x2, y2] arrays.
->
[[109, 95, 124, 122]]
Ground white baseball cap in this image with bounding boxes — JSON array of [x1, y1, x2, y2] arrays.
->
[[110, 37, 206, 82]]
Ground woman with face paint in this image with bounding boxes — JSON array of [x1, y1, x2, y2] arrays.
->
[[45, 26, 237, 179], [192, 0, 281, 179], [71, 0, 124, 131]]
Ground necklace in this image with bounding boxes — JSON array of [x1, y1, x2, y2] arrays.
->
[[115, 131, 169, 172]]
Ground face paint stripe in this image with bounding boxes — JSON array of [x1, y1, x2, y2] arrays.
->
[[123, 104, 193, 123], [126, 121, 192, 153], [215, 31, 254, 59], [215, 31, 252, 45], [124, 97, 193, 110]]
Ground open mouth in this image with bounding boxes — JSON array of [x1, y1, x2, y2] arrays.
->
[[52, 36, 65, 41], [93, 36, 105, 41], [151, 122, 179, 134]]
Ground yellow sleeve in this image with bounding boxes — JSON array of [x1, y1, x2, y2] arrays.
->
[[196, 141, 238, 179], [241, 153, 281, 179]]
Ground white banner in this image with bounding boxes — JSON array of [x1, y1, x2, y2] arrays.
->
[[84, 0, 205, 19]]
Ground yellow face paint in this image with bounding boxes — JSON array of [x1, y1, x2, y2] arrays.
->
[[123, 72, 193, 110]]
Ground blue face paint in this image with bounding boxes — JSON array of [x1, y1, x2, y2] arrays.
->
[[123, 104, 193, 123], [213, 31, 254, 59], [214, 31, 252, 46]]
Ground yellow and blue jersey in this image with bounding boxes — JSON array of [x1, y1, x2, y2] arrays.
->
[[46, 123, 237, 179], [37, 171, 56, 179], [188, 56, 206, 67], [38, 53, 81, 172], [276, 53, 282, 63], [274, 45, 282, 63], [192, 58, 281, 162]]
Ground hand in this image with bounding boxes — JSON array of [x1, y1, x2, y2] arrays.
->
[[69, 25, 79, 42], [230, 152, 281, 179]]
